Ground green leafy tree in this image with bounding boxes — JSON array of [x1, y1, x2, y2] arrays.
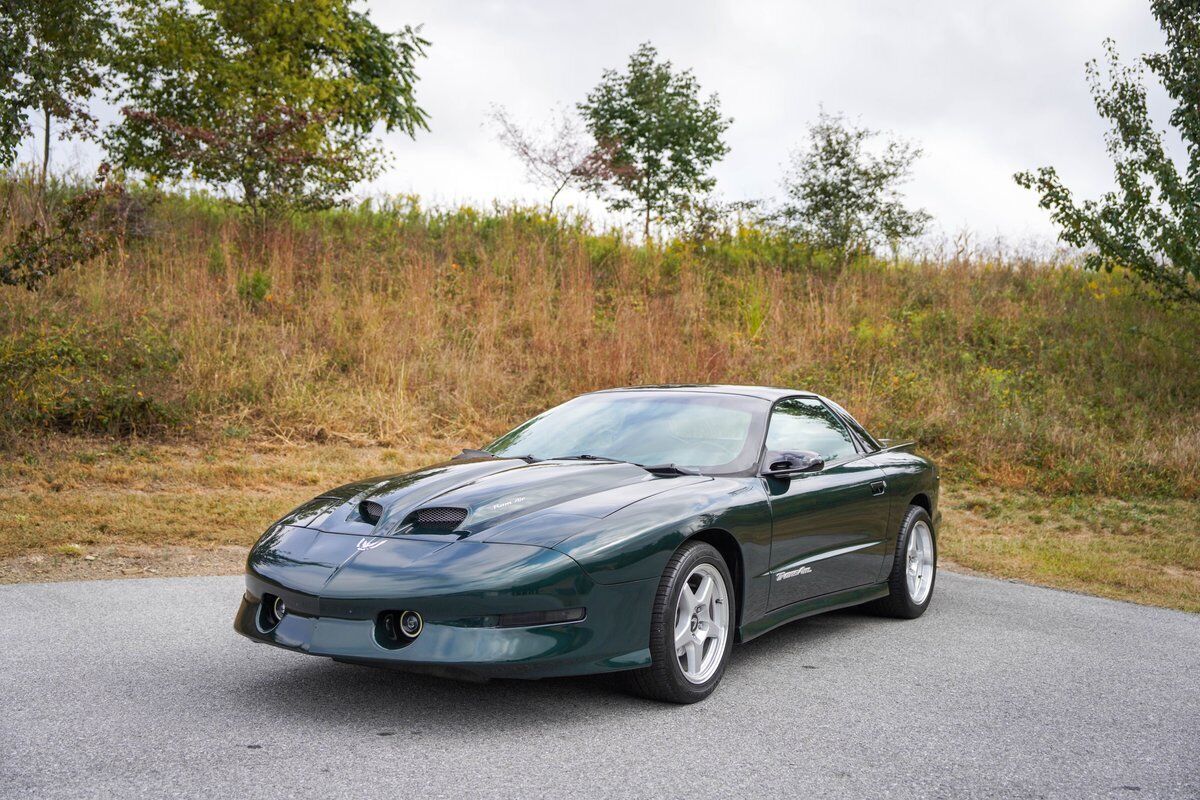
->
[[1016, 1, 1200, 304], [578, 43, 731, 239], [778, 110, 930, 262], [0, 0, 113, 184], [107, 0, 429, 212]]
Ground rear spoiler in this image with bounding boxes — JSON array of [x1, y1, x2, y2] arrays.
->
[[876, 439, 916, 453]]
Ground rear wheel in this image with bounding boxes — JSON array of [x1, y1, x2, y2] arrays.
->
[[868, 504, 936, 619], [625, 541, 735, 704]]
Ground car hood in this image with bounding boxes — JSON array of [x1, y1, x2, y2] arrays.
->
[[277, 456, 711, 549]]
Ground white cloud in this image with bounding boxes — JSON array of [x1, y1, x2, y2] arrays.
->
[[370, 0, 1172, 241]]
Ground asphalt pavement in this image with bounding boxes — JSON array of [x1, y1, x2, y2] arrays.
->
[[2, 571, 1197, 799]]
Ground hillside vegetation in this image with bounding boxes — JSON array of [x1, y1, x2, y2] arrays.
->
[[4, 184, 1197, 497], [2, 182, 1199, 609]]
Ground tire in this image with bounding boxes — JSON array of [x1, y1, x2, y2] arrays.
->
[[624, 541, 736, 704], [867, 504, 937, 619]]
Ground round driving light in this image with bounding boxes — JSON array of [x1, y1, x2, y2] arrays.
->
[[399, 610, 423, 638], [273, 596, 287, 620]]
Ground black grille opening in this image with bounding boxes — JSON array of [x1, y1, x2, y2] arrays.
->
[[359, 500, 384, 525], [414, 506, 468, 529]]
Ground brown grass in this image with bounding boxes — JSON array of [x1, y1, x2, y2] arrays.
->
[[3, 194, 1198, 499], [4, 439, 1197, 611], [1, 185, 1198, 607], [942, 488, 1200, 612]]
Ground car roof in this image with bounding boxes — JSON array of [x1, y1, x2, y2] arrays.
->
[[587, 384, 819, 402]]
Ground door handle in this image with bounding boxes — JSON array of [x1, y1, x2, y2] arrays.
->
[[870, 480, 887, 496]]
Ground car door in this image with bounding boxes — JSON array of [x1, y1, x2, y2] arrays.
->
[[764, 397, 891, 610]]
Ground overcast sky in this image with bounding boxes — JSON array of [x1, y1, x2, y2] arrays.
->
[[29, 1, 1171, 244]]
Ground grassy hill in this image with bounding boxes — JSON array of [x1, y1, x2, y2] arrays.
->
[[2, 182, 1198, 608]]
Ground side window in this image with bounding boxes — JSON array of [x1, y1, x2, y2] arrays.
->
[[765, 398, 857, 463]]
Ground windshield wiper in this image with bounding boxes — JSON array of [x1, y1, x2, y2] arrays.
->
[[553, 454, 699, 476], [456, 448, 540, 463], [554, 453, 620, 462]]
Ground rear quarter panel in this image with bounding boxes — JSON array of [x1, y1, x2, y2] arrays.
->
[[868, 449, 940, 579]]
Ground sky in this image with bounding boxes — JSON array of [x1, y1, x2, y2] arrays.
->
[[27, 1, 1172, 245]]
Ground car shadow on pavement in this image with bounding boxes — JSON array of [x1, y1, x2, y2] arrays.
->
[[224, 608, 887, 733], [733, 607, 898, 660], [229, 655, 645, 734]]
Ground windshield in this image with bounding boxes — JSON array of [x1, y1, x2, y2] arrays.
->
[[485, 391, 769, 474]]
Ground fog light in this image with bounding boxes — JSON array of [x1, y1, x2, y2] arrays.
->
[[258, 593, 285, 631], [399, 610, 423, 638]]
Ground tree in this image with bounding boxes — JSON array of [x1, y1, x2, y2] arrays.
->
[[577, 43, 731, 239], [1015, 1, 1200, 304], [777, 110, 930, 261], [0, 0, 113, 185], [1, 163, 147, 290], [489, 105, 611, 214], [106, 0, 429, 212]]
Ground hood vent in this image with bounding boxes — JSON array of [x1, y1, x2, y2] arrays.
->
[[359, 500, 384, 525], [413, 506, 468, 530]]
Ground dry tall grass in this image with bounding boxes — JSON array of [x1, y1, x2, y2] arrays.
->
[[2, 187, 1198, 497]]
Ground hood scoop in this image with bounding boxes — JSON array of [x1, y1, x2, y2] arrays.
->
[[357, 501, 468, 532], [411, 506, 468, 530], [359, 500, 384, 525]]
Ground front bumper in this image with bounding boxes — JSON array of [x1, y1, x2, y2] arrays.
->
[[233, 528, 657, 679]]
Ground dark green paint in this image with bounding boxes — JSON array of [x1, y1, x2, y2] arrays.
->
[[234, 386, 939, 680]]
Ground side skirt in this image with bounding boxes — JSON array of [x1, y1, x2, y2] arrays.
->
[[735, 582, 889, 644]]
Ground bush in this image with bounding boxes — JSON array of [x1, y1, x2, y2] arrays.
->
[[0, 324, 180, 434], [236, 269, 271, 306], [0, 166, 151, 290]]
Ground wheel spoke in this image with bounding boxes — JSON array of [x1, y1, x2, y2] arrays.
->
[[679, 583, 697, 616], [694, 575, 714, 609], [674, 619, 691, 653], [685, 641, 700, 674]]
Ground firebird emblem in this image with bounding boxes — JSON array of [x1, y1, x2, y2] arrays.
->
[[356, 538, 385, 551]]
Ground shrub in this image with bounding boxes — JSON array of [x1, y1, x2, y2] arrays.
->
[[0, 323, 179, 434], [236, 269, 271, 306]]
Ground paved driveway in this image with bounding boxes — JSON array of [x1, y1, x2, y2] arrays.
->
[[2, 571, 1197, 799]]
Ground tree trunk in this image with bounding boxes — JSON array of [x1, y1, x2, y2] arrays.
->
[[41, 107, 50, 189], [241, 175, 259, 217], [548, 178, 568, 215], [643, 206, 651, 241], [37, 107, 51, 228]]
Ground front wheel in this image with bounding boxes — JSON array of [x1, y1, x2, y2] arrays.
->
[[624, 541, 736, 704], [868, 504, 937, 619]]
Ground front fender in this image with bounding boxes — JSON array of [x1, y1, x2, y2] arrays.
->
[[550, 477, 772, 612]]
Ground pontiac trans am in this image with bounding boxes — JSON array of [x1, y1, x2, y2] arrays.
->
[[234, 385, 939, 703]]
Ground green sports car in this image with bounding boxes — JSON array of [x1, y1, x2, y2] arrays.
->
[[234, 385, 940, 703]]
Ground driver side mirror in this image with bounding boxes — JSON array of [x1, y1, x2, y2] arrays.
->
[[761, 450, 825, 478]]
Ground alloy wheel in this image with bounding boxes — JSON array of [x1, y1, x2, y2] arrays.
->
[[674, 563, 730, 684], [906, 520, 935, 604]]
